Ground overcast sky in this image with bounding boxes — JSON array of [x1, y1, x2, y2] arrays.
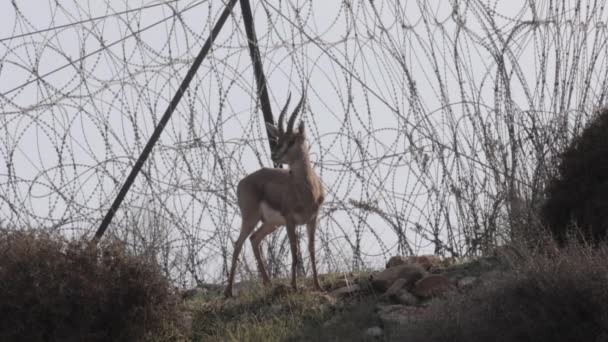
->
[[1, 0, 605, 283]]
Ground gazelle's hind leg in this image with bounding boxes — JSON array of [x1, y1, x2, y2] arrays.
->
[[306, 219, 322, 291], [249, 222, 279, 285], [285, 220, 300, 290], [225, 214, 259, 298]]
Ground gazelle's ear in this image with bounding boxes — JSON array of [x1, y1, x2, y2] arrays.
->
[[297, 121, 306, 136], [266, 122, 280, 138]]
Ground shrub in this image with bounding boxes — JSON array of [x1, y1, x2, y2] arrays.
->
[[394, 243, 608, 342], [541, 108, 608, 245], [0, 230, 179, 342]]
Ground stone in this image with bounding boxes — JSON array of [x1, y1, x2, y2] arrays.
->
[[493, 244, 524, 264], [412, 274, 452, 298], [376, 304, 426, 331], [322, 315, 340, 328], [410, 255, 442, 270], [457, 276, 478, 290], [395, 290, 418, 306], [270, 304, 283, 314], [330, 284, 361, 298], [380, 279, 418, 306], [178, 310, 193, 333], [479, 270, 506, 284], [180, 287, 204, 300], [386, 255, 442, 270], [383, 278, 408, 297], [315, 293, 338, 306], [364, 326, 383, 337], [386, 256, 408, 268], [371, 264, 426, 292], [327, 278, 348, 291]]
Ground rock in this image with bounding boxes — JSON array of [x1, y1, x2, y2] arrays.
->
[[386, 255, 442, 270], [376, 304, 425, 331], [178, 310, 193, 333], [386, 256, 408, 268], [395, 290, 418, 306], [457, 276, 478, 290], [380, 279, 418, 306], [493, 245, 524, 264], [479, 270, 506, 284], [364, 326, 383, 337], [322, 315, 340, 328], [330, 284, 361, 298], [371, 264, 426, 292], [181, 287, 204, 300], [442, 256, 458, 266], [199, 283, 223, 291], [410, 255, 442, 270], [383, 278, 408, 297], [327, 278, 348, 291], [412, 274, 452, 298], [315, 293, 338, 306], [270, 303, 283, 314]]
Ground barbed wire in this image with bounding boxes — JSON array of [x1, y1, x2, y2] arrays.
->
[[1, 0, 607, 287], [0, 0, 186, 43]]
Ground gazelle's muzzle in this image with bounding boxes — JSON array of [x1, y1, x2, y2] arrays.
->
[[271, 146, 287, 164]]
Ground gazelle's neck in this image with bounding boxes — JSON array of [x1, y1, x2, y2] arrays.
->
[[288, 148, 314, 182]]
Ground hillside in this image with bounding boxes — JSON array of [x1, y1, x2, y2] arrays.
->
[[179, 244, 608, 341]]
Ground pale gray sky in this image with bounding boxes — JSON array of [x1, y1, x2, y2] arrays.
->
[[1, 0, 604, 284]]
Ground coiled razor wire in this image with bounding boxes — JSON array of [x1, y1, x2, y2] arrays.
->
[[1, 0, 607, 286]]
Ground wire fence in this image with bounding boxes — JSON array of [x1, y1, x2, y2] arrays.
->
[[1, 0, 607, 287]]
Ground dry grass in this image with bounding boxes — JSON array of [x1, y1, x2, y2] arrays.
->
[[189, 284, 334, 342], [6, 230, 604, 341], [184, 242, 608, 341], [392, 242, 608, 342], [186, 271, 382, 342], [0, 230, 182, 342]]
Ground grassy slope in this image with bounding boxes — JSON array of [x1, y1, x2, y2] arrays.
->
[[180, 259, 497, 342], [184, 278, 381, 342], [176, 244, 608, 342]]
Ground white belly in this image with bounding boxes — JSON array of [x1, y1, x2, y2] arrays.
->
[[260, 201, 307, 226], [260, 201, 286, 226]]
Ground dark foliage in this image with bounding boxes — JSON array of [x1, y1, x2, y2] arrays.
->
[[0, 230, 179, 342], [396, 243, 608, 342], [541, 108, 608, 245]]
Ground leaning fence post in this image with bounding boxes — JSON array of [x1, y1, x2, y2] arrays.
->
[[93, 0, 239, 243], [239, 0, 282, 168], [239, 0, 306, 273]]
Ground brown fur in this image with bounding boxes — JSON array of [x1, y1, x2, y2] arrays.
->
[[225, 94, 324, 297]]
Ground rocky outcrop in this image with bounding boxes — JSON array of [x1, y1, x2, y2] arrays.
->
[[411, 274, 452, 298], [385, 255, 442, 270], [370, 263, 427, 292], [330, 284, 361, 298]]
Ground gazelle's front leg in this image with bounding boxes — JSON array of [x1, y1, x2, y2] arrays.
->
[[249, 222, 279, 286], [225, 215, 259, 298], [306, 218, 322, 291], [285, 220, 299, 290]]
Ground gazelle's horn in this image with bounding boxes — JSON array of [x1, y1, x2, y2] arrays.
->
[[277, 92, 291, 133], [286, 93, 305, 133]]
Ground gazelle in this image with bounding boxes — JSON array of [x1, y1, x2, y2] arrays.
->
[[224, 93, 324, 298]]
